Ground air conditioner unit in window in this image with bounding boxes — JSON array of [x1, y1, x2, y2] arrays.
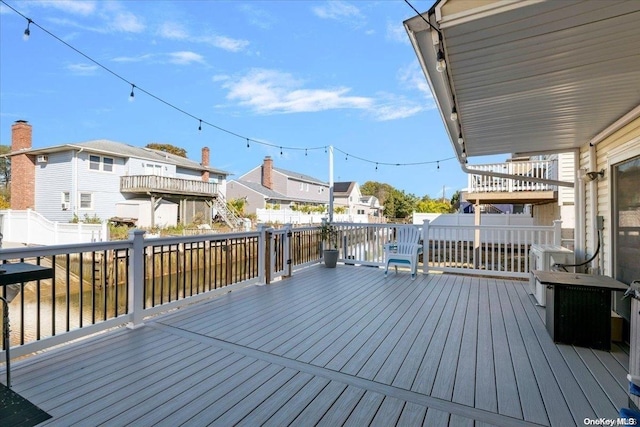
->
[[61, 202, 70, 211], [37, 155, 48, 163]]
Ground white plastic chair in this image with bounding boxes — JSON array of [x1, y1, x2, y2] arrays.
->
[[384, 226, 422, 279]]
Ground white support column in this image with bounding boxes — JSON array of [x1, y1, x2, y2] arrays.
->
[[422, 219, 430, 275], [553, 220, 562, 246], [329, 145, 334, 223], [127, 229, 146, 329], [257, 224, 267, 284], [284, 224, 292, 277]]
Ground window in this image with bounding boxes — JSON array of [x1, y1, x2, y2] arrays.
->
[[61, 192, 70, 210], [103, 157, 114, 172], [299, 182, 304, 191], [89, 155, 114, 172], [306, 183, 309, 192], [79, 192, 93, 210], [89, 155, 100, 170], [357, 209, 365, 215]]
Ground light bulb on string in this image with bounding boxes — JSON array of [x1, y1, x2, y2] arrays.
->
[[437, 161, 440, 170], [280, 147, 283, 156], [375, 163, 378, 171], [129, 84, 135, 102], [345, 154, 348, 161], [198, 120, 202, 133], [305, 149, 308, 156], [246, 138, 250, 148], [23, 19, 32, 41]]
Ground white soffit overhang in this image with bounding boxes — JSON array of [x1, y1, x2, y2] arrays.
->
[[405, 0, 640, 160]]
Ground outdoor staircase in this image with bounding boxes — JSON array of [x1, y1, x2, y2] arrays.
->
[[212, 193, 245, 230]]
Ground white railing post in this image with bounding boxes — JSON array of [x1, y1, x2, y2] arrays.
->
[[553, 220, 562, 246], [422, 219, 430, 275], [284, 224, 293, 277], [127, 229, 146, 329], [257, 224, 267, 284]]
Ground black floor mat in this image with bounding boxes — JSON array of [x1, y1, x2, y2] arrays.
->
[[0, 382, 51, 426]]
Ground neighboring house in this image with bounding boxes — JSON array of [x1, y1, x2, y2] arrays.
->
[[7, 120, 233, 228], [227, 156, 329, 215], [405, 0, 640, 397], [333, 182, 383, 218]]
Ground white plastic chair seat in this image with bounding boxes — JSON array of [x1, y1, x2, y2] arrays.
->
[[384, 226, 422, 279]]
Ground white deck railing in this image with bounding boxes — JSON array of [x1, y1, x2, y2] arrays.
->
[[0, 221, 562, 360], [467, 159, 556, 192]]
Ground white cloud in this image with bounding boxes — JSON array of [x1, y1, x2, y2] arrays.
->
[[397, 63, 434, 101], [112, 53, 154, 63], [222, 69, 373, 114], [168, 51, 205, 65], [33, 0, 97, 16], [67, 63, 99, 75], [200, 35, 249, 52], [158, 21, 188, 40], [112, 51, 204, 66], [107, 10, 144, 33], [386, 21, 409, 44], [218, 68, 430, 121], [312, 1, 361, 21], [239, 4, 276, 30]]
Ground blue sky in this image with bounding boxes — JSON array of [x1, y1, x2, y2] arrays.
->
[[0, 0, 500, 199]]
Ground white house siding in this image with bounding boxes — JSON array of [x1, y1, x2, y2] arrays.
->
[[557, 152, 575, 206], [226, 182, 266, 215], [285, 179, 328, 204], [126, 158, 176, 177], [175, 167, 200, 180], [582, 116, 640, 277], [76, 151, 127, 222], [35, 151, 74, 222]]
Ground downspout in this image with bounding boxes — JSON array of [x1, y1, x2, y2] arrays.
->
[[73, 147, 84, 218], [574, 149, 586, 271], [588, 143, 600, 274]]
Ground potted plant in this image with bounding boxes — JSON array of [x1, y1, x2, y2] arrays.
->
[[319, 221, 339, 268]]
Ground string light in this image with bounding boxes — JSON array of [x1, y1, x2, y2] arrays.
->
[[2, 3, 460, 171], [23, 18, 32, 41], [437, 161, 440, 170]]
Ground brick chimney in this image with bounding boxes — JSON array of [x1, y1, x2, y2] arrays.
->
[[10, 120, 35, 210], [262, 156, 273, 190], [201, 146, 210, 182]]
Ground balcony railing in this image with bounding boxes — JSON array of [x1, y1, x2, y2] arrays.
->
[[120, 175, 218, 196], [467, 159, 556, 193]]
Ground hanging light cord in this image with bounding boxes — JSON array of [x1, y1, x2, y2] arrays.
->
[[1, 0, 454, 168]]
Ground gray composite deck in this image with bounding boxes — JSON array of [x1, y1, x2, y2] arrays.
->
[[0, 266, 630, 426]]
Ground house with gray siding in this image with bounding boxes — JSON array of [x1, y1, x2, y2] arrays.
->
[[7, 120, 229, 227], [227, 156, 329, 215]]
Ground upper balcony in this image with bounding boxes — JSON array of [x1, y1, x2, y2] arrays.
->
[[464, 159, 558, 205], [120, 175, 218, 198]]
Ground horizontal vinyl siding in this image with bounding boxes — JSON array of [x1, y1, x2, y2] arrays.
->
[[557, 152, 575, 206], [582, 116, 640, 276], [76, 152, 127, 222], [35, 151, 74, 222]]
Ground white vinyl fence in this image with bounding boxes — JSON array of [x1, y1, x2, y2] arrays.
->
[[0, 209, 108, 245], [256, 209, 369, 225]]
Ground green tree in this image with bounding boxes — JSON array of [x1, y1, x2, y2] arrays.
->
[[145, 143, 187, 158], [0, 145, 10, 207], [415, 196, 453, 213], [450, 190, 461, 211], [227, 198, 246, 215]]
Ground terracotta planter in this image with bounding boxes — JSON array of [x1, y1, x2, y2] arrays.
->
[[323, 249, 339, 268]]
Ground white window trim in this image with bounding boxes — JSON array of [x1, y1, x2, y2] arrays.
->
[[88, 155, 115, 173], [79, 192, 93, 210]]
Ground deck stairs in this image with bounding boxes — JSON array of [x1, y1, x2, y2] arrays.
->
[[212, 193, 245, 230]]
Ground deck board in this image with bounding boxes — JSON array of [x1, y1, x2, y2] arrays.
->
[[1, 266, 629, 427]]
